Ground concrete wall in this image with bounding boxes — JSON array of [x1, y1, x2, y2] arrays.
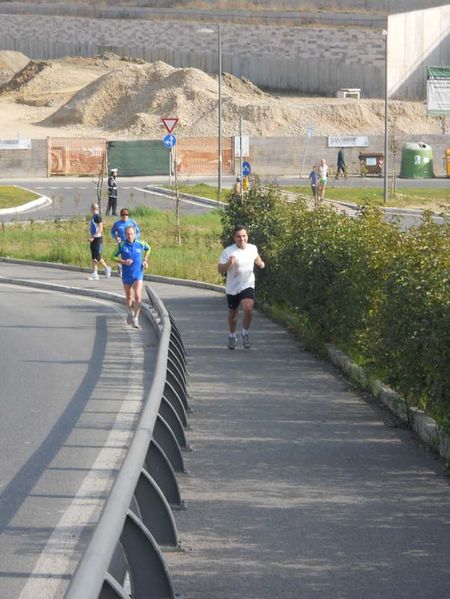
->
[[0, 139, 48, 178], [0, 4, 447, 98], [0, 135, 446, 178], [388, 5, 450, 99], [248, 134, 449, 177]]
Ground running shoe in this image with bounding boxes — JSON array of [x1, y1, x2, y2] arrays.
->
[[87, 272, 99, 280], [132, 317, 141, 329], [227, 335, 237, 350], [105, 266, 112, 279], [241, 333, 251, 349]]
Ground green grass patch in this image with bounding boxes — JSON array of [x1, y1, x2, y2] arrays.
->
[[283, 185, 450, 210], [0, 206, 224, 284], [0, 186, 39, 209], [165, 183, 230, 202]]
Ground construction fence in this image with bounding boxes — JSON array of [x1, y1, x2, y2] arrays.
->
[[1, 134, 448, 179]]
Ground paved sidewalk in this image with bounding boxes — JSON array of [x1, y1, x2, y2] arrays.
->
[[2, 262, 450, 599]]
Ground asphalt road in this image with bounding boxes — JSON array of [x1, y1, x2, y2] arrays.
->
[[0, 283, 156, 598]]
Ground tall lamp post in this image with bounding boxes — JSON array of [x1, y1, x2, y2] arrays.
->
[[383, 28, 388, 203], [198, 25, 222, 201]]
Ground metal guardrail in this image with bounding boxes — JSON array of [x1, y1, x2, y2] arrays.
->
[[65, 284, 189, 599]]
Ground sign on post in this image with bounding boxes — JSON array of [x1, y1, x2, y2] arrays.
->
[[163, 134, 177, 149], [242, 161, 251, 176], [162, 118, 179, 133]]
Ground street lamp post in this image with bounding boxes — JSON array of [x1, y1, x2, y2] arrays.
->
[[217, 24, 222, 201], [197, 25, 222, 201], [383, 28, 388, 203]]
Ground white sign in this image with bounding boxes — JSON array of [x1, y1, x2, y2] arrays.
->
[[234, 136, 249, 157], [0, 138, 32, 150], [328, 136, 369, 148], [427, 79, 450, 116]]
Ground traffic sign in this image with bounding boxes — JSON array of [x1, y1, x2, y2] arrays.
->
[[162, 118, 178, 133], [163, 134, 177, 149], [306, 125, 314, 138], [242, 161, 251, 176]]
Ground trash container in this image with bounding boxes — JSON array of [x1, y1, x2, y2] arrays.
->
[[400, 142, 434, 178], [446, 148, 450, 177], [358, 152, 383, 176]]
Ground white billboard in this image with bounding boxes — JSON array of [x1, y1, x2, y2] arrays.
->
[[427, 66, 450, 116]]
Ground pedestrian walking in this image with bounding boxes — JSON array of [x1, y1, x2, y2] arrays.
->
[[318, 158, 329, 201], [106, 168, 118, 216], [335, 147, 346, 179], [87, 203, 112, 280], [232, 177, 242, 201], [308, 164, 320, 207], [218, 224, 265, 350], [112, 225, 150, 329]]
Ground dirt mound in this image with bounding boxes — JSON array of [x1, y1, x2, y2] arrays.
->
[[0, 51, 442, 139], [0, 51, 30, 86]]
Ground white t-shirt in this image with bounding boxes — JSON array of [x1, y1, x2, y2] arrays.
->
[[219, 243, 258, 295]]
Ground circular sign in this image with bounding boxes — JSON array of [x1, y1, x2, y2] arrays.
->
[[163, 134, 177, 149]]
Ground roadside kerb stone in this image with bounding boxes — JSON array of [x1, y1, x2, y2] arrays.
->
[[0, 195, 52, 216], [145, 186, 227, 209], [325, 343, 450, 462]]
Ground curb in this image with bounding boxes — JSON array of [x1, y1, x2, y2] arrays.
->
[[0, 257, 226, 294], [144, 186, 227, 208], [325, 344, 450, 463], [329, 199, 448, 217], [0, 194, 52, 216]]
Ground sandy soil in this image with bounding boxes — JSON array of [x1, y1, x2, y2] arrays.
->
[[0, 51, 444, 141]]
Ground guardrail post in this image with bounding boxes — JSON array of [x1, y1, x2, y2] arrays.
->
[[164, 382, 188, 427], [120, 510, 176, 599], [159, 396, 189, 449], [100, 572, 130, 599], [134, 470, 179, 547], [154, 415, 186, 473], [166, 367, 190, 412], [145, 440, 185, 509]]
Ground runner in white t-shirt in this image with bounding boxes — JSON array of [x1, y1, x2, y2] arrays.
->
[[218, 225, 265, 350]]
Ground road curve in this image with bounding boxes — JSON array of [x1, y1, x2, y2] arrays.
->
[[0, 283, 157, 599]]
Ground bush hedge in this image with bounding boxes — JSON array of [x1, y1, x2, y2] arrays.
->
[[221, 180, 450, 428]]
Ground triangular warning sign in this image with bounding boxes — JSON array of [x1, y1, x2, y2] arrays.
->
[[162, 118, 178, 133]]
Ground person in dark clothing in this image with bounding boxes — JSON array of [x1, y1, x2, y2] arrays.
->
[[335, 148, 346, 179], [106, 168, 118, 216]]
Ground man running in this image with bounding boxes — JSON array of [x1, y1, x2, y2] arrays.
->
[[87, 203, 112, 281], [111, 208, 140, 276], [218, 224, 265, 350], [112, 225, 150, 329]]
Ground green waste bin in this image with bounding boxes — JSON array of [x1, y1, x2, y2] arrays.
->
[[400, 142, 434, 179]]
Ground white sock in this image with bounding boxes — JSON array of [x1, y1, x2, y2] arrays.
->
[[241, 329, 248, 336], [229, 332, 236, 338]]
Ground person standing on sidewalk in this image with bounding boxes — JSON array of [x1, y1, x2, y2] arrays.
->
[[106, 168, 118, 216], [87, 203, 112, 281], [112, 225, 150, 329], [218, 224, 265, 350]]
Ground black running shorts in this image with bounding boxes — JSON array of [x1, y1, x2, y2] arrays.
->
[[226, 287, 255, 310]]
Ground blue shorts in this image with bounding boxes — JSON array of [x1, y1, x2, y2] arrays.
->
[[122, 273, 144, 286]]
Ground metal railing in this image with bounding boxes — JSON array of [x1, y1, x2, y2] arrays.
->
[[65, 284, 189, 599]]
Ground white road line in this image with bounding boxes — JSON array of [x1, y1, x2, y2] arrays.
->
[[17, 298, 146, 599]]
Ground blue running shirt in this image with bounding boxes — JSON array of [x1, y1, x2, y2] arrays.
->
[[113, 239, 150, 283]]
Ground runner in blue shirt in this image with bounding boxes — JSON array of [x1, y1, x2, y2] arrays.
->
[[111, 208, 141, 276], [113, 225, 150, 329]]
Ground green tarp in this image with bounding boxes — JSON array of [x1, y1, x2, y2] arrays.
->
[[107, 140, 170, 176]]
